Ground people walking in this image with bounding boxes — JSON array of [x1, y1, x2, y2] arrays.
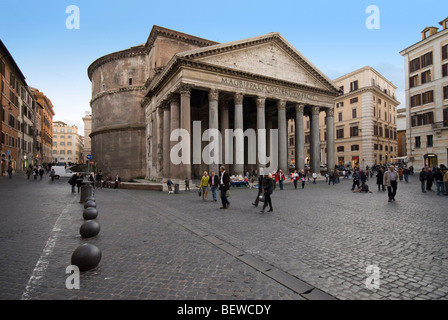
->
[[209, 171, 219, 202], [50, 168, 56, 182], [69, 173, 77, 193], [219, 166, 230, 209], [403, 167, 410, 183], [434, 166, 445, 196], [300, 170, 306, 189], [185, 177, 190, 191], [39, 167, 45, 180], [260, 173, 274, 213], [252, 172, 265, 207], [384, 165, 398, 202], [95, 170, 103, 189], [419, 167, 427, 193], [26, 165, 32, 180], [376, 167, 385, 191], [7, 165, 13, 179], [200, 171, 209, 201], [426, 168, 433, 191], [351, 170, 360, 190], [278, 169, 285, 190], [292, 170, 299, 189]]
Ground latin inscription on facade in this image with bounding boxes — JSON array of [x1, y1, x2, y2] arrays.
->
[[221, 77, 316, 101]]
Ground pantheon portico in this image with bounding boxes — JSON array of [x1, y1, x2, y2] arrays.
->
[[88, 26, 338, 181]]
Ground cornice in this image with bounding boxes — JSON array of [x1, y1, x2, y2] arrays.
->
[[90, 124, 146, 138], [87, 46, 149, 80], [145, 58, 338, 100], [90, 86, 146, 105], [335, 86, 400, 106]]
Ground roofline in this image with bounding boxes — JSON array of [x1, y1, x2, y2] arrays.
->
[[0, 39, 28, 86], [399, 27, 448, 55], [144, 25, 219, 49], [332, 66, 397, 89]]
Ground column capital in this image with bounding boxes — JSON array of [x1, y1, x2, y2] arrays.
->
[[179, 83, 193, 96], [277, 100, 286, 110], [256, 97, 266, 108], [295, 103, 305, 114], [311, 105, 320, 116], [208, 89, 219, 101], [325, 108, 334, 117], [234, 92, 244, 105], [167, 92, 179, 104]]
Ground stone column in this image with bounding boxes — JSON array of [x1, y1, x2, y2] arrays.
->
[[162, 103, 171, 178], [256, 97, 266, 171], [180, 84, 192, 179], [277, 100, 287, 173], [169, 94, 180, 179], [233, 93, 244, 176], [220, 100, 230, 169], [326, 108, 335, 171], [208, 89, 219, 175], [295, 103, 305, 172], [310, 106, 321, 174], [157, 106, 163, 177]]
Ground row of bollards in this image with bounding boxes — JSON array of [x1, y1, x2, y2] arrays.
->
[[71, 184, 102, 272]]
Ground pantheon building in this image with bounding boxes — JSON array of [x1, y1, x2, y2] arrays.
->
[[88, 26, 338, 181]]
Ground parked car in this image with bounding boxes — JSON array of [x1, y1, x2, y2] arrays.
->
[[52, 166, 74, 179]]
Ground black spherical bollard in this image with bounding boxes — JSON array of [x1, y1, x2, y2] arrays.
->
[[83, 207, 98, 220], [85, 196, 95, 202], [71, 243, 102, 271], [79, 220, 100, 238], [84, 200, 96, 209]]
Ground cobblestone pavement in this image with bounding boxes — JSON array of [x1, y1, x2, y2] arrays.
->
[[0, 173, 447, 300]]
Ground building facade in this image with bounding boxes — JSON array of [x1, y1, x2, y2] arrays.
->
[[88, 26, 339, 181], [52, 121, 84, 165], [32, 88, 55, 165], [287, 66, 399, 170], [82, 114, 92, 164], [400, 17, 448, 168]]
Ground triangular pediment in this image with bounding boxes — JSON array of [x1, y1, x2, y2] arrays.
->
[[178, 33, 338, 93]]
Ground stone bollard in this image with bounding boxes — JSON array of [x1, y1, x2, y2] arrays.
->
[[80, 220, 100, 238], [71, 243, 102, 271]]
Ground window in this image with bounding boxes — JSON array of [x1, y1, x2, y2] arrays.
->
[[444, 86, 448, 99], [338, 112, 343, 122], [443, 108, 448, 126], [424, 30, 430, 39], [336, 128, 344, 139], [378, 98, 382, 105], [427, 135, 433, 147], [415, 136, 421, 148], [351, 145, 359, 151], [411, 94, 421, 107], [350, 126, 359, 137], [443, 63, 448, 77], [337, 146, 344, 152], [410, 57, 420, 73], [0, 59, 5, 77], [421, 70, 431, 84], [379, 125, 383, 137], [410, 74, 419, 88], [350, 80, 358, 92], [350, 97, 358, 104], [67, 150, 73, 154], [422, 90, 434, 104], [305, 135, 310, 144], [411, 112, 434, 127], [289, 137, 294, 146], [52, 150, 57, 154], [67, 142, 72, 146], [339, 86, 344, 94], [421, 52, 433, 68], [352, 109, 357, 119], [129, 78, 133, 86], [60, 142, 65, 146], [374, 122, 378, 136], [442, 44, 448, 60], [336, 102, 344, 108]]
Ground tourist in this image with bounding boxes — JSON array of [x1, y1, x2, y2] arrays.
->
[[398, 166, 404, 182], [384, 165, 398, 202], [50, 168, 56, 182], [351, 170, 360, 190], [252, 171, 265, 207], [95, 170, 103, 189], [39, 167, 45, 180], [278, 169, 285, 190], [353, 181, 372, 193], [434, 166, 445, 196], [442, 165, 448, 195], [200, 171, 209, 201], [166, 179, 174, 194], [114, 174, 121, 189], [209, 171, 219, 202], [292, 170, 299, 189], [312, 172, 317, 184], [219, 166, 230, 209], [403, 167, 410, 183], [7, 165, 13, 179], [376, 167, 385, 191], [300, 169, 306, 189], [69, 173, 77, 193], [185, 177, 190, 191], [419, 167, 427, 193], [426, 168, 434, 191], [260, 173, 274, 213]]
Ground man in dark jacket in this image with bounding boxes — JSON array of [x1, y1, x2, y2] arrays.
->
[[376, 168, 385, 191], [260, 173, 274, 213], [219, 166, 230, 209], [419, 168, 427, 193], [426, 168, 433, 191], [252, 172, 265, 207]]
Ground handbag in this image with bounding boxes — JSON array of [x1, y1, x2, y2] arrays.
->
[[259, 194, 265, 202], [198, 189, 201, 197]]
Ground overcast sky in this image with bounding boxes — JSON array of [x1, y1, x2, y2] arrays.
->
[[1, 0, 447, 133]]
